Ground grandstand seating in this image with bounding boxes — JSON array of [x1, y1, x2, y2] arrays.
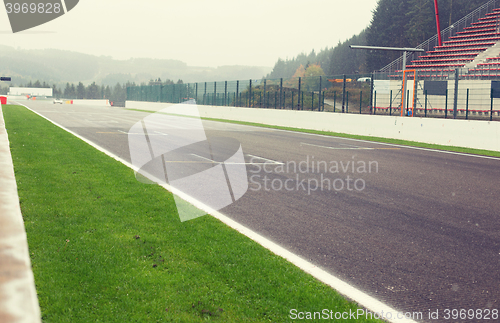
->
[[403, 7, 500, 78]]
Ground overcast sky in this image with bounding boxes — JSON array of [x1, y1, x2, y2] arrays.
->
[[0, 0, 379, 67]]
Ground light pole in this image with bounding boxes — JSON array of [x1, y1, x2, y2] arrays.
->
[[350, 45, 425, 116]]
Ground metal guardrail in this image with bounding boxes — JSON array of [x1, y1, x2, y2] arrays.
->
[[380, 0, 500, 73]]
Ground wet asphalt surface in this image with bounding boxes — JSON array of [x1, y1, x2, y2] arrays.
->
[[17, 101, 500, 322]]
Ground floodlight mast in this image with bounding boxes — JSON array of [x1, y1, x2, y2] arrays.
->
[[349, 45, 424, 71], [350, 45, 425, 116]]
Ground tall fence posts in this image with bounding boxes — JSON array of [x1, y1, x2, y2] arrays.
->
[[406, 90, 410, 116], [204, 82, 207, 105], [373, 91, 377, 115], [213, 82, 216, 106], [263, 79, 267, 108], [360, 91, 363, 114], [279, 78, 283, 109], [491, 94, 494, 121], [301, 89, 304, 110], [224, 81, 227, 106], [346, 91, 349, 113], [333, 91, 336, 112], [389, 90, 393, 115], [413, 71, 419, 116], [425, 90, 428, 117], [195, 83, 198, 103], [311, 91, 314, 111], [322, 91, 325, 111], [249, 79, 252, 108], [342, 74, 347, 113], [466, 88, 469, 120], [319, 76, 322, 111], [444, 89, 448, 118], [370, 73, 375, 115], [298, 77, 302, 110], [453, 68, 459, 119], [236, 81, 239, 107]]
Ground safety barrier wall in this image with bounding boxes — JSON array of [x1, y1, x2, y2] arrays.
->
[[71, 99, 110, 106], [125, 101, 500, 152], [5, 97, 111, 106]]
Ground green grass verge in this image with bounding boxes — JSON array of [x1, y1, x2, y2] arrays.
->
[[126, 107, 500, 158], [3, 104, 381, 322]]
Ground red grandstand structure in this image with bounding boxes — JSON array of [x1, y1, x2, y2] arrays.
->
[[381, 0, 500, 79]]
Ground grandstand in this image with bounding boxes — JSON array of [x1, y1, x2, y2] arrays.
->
[[381, 0, 500, 79]]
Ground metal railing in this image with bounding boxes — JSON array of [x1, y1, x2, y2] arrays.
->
[[127, 71, 500, 121], [380, 0, 500, 74]]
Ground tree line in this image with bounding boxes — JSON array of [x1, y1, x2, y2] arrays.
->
[[266, 0, 491, 79], [11, 78, 184, 104]]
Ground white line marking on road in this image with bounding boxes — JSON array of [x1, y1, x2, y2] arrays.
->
[[198, 118, 498, 160], [266, 127, 498, 160], [301, 142, 374, 150], [15, 102, 417, 323], [246, 154, 284, 165], [191, 154, 216, 163], [190, 154, 269, 165], [118, 130, 169, 136]]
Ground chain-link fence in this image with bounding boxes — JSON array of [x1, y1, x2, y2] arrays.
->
[[127, 71, 500, 122]]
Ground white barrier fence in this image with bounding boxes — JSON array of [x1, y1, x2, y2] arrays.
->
[[125, 101, 500, 152]]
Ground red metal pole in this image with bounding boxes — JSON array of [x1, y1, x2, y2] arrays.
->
[[434, 0, 443, 46]]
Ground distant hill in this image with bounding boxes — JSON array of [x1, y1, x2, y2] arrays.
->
[[0, 45, 271, 87]]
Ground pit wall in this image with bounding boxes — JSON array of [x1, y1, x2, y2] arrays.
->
[[125, 101, 500, 152]]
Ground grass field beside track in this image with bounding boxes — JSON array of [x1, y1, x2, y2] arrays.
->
[[3, 104, 381, 322]]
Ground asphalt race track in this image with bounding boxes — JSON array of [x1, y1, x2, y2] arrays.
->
[[16, 101, 500, 322]]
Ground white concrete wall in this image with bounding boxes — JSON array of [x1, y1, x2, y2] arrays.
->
[[72, 99, 110, 106], [374, 80, 500, 112], [125, 101, 500, 152], [8, 87, 52, 97]]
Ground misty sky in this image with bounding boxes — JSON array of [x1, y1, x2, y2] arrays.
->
[[0, 0, 378, 67]]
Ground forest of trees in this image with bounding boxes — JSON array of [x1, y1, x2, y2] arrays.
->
[[266, 0, 492, 79], [9, 78, 184, 104]]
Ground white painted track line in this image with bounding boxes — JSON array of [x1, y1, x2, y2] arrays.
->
[[15, 102, 417, 323], [245, 154, 284, 165]]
